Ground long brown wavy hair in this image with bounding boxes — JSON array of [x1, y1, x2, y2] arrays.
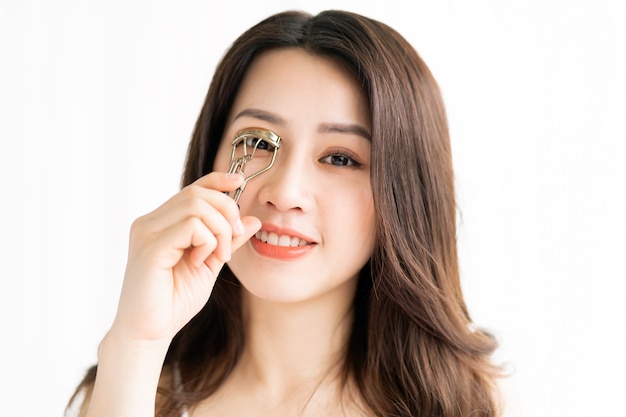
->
[[70, 9, 501, 417]]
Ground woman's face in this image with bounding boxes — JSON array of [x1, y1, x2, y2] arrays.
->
[[214, 48, 375, 304]]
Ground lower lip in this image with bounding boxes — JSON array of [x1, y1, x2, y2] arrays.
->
[[250, 237, 315, 260]]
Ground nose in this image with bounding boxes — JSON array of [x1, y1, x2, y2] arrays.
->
[[257, 147, 314, 213]]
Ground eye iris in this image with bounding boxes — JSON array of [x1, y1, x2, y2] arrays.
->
[[247, 137, 271, 150], [331, 155, 350, 166]]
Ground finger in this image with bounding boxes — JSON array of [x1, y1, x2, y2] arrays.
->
[[188, 229, 220, 267], [142, 217, 223, 270], [140, 189, 237, 239], [204, 216, 261, 272], [192, 171, 245, 192], [192, 172, 247, 235], [186, 202, 234, 261], [146, 180, 244, 236], [139, 201, 233, 264], [231, 216, 262, 251]]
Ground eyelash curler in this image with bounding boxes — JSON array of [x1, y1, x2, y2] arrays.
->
[[226, 128, 281, 203]]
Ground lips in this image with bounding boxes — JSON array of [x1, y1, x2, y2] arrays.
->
[[250, 224, 315, 260]]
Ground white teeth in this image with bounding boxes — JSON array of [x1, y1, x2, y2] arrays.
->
[[267, 232, 279, 246], [255, 231, 309, 247], [278, 235, 291, 247]]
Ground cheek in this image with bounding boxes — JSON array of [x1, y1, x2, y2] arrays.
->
[[328, 187, 375, 238], [213, 140, 232, 172]]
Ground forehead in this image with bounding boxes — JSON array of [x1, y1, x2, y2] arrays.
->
[[226, 48, 371, 130]]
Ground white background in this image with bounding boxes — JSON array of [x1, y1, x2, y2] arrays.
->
[[1, 1, 625, 416]]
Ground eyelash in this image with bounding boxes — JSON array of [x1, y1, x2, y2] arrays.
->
[[320, 149, 362, 168], [242, 132, 363, 168], [244, 137, 275, 151]]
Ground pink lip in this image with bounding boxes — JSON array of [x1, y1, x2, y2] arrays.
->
[[250, 222, 317, 260]]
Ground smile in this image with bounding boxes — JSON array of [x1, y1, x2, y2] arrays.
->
[[254, 231, 310, 247]]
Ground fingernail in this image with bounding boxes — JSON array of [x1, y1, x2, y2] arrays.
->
[[226, 173, 242, 180], [233, 218, 245, 235]]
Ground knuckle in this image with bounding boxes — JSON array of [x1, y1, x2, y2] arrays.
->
[[181, 184, 201, 200], [187, 196, 206, 214], [129, 216, 147, 239], [185, 216, 204, 230]]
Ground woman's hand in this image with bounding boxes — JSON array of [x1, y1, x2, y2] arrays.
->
[[109, 172, 261, 344]]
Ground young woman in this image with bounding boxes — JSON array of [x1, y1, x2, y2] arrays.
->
[[68, 9, 503, 417]]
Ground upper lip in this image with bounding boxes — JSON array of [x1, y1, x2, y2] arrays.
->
[[258, 222, 317, 244]]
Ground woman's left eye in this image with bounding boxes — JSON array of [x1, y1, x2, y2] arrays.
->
[[321, 153, 361, 167]]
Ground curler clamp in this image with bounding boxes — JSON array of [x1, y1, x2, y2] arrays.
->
[[227, 128, 281, 203]]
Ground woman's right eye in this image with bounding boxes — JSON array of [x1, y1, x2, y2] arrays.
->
[[245, 137, 274, 151]]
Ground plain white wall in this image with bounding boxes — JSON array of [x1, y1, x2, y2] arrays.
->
[[1, 1, 624, 415]]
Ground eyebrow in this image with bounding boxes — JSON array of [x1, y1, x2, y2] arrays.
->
[[233, 108, 285, 125], [318, 122, 371, 141], [233, 108, 371, 141]]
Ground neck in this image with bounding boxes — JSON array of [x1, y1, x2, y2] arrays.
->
[[237, 283, 356, 399]]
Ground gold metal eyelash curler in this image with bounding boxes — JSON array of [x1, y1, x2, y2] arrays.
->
[[227, 128, 281, 203]]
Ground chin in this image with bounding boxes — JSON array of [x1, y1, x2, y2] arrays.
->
[[234, 270, 359, 311], [237, 274, 320, 305]]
